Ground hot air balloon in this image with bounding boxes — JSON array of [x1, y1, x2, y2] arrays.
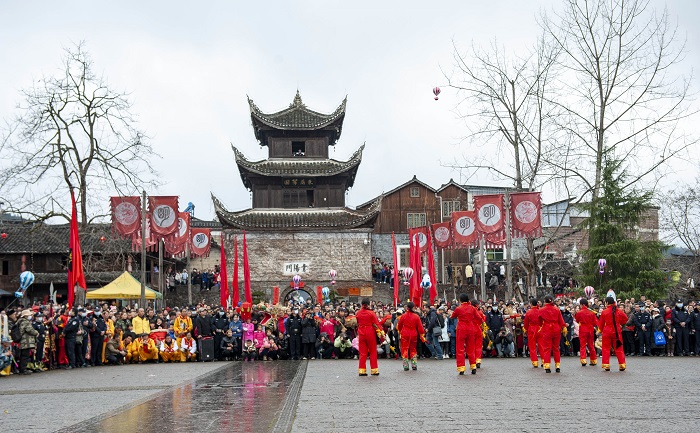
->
[[420, 274, 432, 289], [329, 269, 337, 285], [402, 267, 414, 286], [598, 258, 607, 274], [584, 286, 595, 299], [433, 87, 441, 100], [292, 274, 302, 290], [15, 271, 35, 298]]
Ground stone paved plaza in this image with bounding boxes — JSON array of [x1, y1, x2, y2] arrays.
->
[[2, 357, 698, 432]]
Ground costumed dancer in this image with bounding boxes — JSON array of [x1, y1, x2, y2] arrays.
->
[[471, 299, 485, 368], [136, 333, 159, 363], [575, 298, 598, 366], [159, 335, 180, 363], [356, 298, 383, 376], [396, 302, 426, 371], [523, 298, 541, 367], [451, 294, 480, 375], [598, 296, 627, 372], [538, 295, 566, 373]]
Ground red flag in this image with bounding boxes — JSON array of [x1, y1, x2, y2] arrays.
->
[[164, 212, 190, 256], [190, 228, 211, 257], [110, 196, 141, 237], [219, 233, 229, 308], [431, 222, 452, 249], [426, 232, 437, 305], [408, 226, 429, 252], [510, 192, 542, 238], [474, 194, 506, 246], [316, 286, 323, 304], [148, 196, 179, 237], [68, 190, 87, 308], [451, 211, 478, 248], [273, 286, 280, 305], [410, 234, 422, 306], [392, 232, 399, 307], [232, 236, 239, 307], [243, 231, 252, 304]]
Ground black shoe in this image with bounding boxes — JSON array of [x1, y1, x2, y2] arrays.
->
[[359, 373, 368, 376], [459, 371, 465, 375], [370, 372, 379, 376], [545, 369, 551, 373], [476, 362, 481, 369], [21, 371, 33, 375], [555, 368, 561, 373], [471, 369, 477, 375]]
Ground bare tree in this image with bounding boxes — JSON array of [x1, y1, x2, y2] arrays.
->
[[0, 42, 159, 226], [541, 0, 697, 201], [445, 36, 559, 297], [660, 181, 700, 255]]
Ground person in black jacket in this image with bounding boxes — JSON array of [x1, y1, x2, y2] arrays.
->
[[560, 306, 574, 356], [650, 308, 666, 356], [62, 309, 81, 369], [301, 312, 318, 359], [286, 310, 302, 360], [691, 305, 700, 356], [211, 308, 229, 360], [194, 309, 214, 338], [88, 309, 107, 366], [671, 300, 691, 356], [633, 304, 652, 356]]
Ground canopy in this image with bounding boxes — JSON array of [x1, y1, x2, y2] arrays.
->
[[86, 272, 163, 300]]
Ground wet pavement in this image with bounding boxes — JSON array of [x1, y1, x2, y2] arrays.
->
[[64, 361, 305, 433]]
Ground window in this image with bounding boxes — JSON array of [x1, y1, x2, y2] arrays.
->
[[1, 261, 8, 276], [407, 213, 426, 229], [410, 187, 420, 197], [442, 200, 461, 218], [292, 141, 305, 156], [542, 203, 570, 227], [283, 190, 313, 208], [398, 246, 410, 268], [486, 248, 504, 261]]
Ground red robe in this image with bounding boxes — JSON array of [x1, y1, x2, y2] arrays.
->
[[473, 309, 486, 363], [523, 306, 540, 365], [537, 303, 565, 368], [396, 310, 425, 360], [451, 302, 481, 372], [356, 306, 381, 374], [598, 305, 627, 368], [575, 306, 598, 363]]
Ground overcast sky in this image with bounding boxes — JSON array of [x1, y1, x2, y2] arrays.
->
[[1, 1, 699, 221]]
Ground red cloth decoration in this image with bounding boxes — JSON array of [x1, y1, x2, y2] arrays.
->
[[474, 194, 506, 247], [110, 196, 141, 237], [164, 212, 190, 256], [510, 192, 542, 238], [431, 221, 452, 249], [410, 234, 422, 306], [451, 211, 478, 248], [219, 233, 229, 308], [243, 231, 252, 304], [392, 232, 399, 307], [190, 228, 211, 257], [273, 286, 280, 305], [316, 286, 323, 303], [232, 236, 239, 306], [68, 190, 87, 308], [408, 226, 429, 253], [148, 196, 179, 237], [426, 231, 437, 305]]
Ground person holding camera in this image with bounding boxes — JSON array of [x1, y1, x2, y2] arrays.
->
[[334, 332, 354, 359], [301, 312, 318, 360], [315, 332, 334, 359], [495, 327, 514, 358]]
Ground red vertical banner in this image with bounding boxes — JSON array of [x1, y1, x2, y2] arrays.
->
[[273, 286, 280, 305], [164, 212, 190, 256], [392, 232, 399, 307], [510, 192, 542, 238], [148, 196, 179, 237], [110, 196, 141, 237], [219, 233, 229, 308], [68, 190, 87, 308], [316, 286, 323, 304], [426, 231, 437, 305], [243, 231, 252, 304], [232, 236, 240, 307], [431, 222, 452, 249], [410, 234, 422, 306], [190, 228, 211, 257], [474, 194, 506, 246], [451, 211, 478, 248], [409, 227, 429, 253]]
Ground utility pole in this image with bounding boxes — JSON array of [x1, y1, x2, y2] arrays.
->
[[158, 238, 164, 309], [505, 190, 513, 300], [140, 190, 147, 308], [479, 234, 486, 301], [186, 241, 192, 305]]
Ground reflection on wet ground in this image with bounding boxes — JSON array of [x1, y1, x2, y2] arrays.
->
[[70, 361, 304, 433]]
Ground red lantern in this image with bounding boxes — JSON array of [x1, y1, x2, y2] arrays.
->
[[99, 236, 106, 243], [0, 233, 6, 239]]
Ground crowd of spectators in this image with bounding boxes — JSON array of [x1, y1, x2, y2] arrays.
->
[[2, 293, 699, 377]]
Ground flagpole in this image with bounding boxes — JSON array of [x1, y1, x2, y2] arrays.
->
[[479, 234, 486, 301], [186, 241, 192, 305], [505, 190, 512, 301], [140, 190, 147, 309], [158, 238, 164, 309]]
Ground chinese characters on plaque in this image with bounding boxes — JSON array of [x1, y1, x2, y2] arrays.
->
[[283, 262, 310, 275], [282, 178, 315, 188]]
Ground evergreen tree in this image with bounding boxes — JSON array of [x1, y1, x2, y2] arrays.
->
[[581, 159, 668, 300]]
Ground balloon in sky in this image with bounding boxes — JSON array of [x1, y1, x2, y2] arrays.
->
[[584, 286, 595, 298], [433, 87, 441, 100], [15, 271, 35, 298]]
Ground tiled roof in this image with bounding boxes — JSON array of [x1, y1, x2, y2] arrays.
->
[[0, 223, 129, 254], [356, 175, 435, 209], [233, 145, 363, 188], [211, 194, 380, 230], [248, 91, 346, 131]]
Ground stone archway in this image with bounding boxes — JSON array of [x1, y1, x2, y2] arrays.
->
[[281, 287, 315, 305]]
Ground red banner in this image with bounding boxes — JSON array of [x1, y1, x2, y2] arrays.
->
[[474, 194, 505, 238], [220, 233, 229, 308], [451, 211, 478, 247], [316, 286, 323, 303], [409, 226, 429, 253], [148, 196, 179, 237], [431, 222, 452, 249], [164, 212, 190, 256], [510, 192, 542, 238], [392, 232, 399, 307], [190, 228, 211, 257], [243, 231, 252, 304], [273, 286, 280, 305], [110, 196, 141, 237], [426, 230, 437, 305], [68, 190, 87, 308], [410, 234, 423, 306], [232, 236, 239, 306]]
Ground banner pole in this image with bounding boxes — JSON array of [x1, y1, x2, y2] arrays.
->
[[140, 190, 147, 309], [480, 234, 486, 301], [505, 190, 513, 301]]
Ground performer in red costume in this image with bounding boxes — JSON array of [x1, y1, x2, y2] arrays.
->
[[575, 298, 598, 366], [396, 301, 425, 371], [523, 298, 541, 368], [598, 296, 627, 372], [537, 295, 566, 373], [356, 298, 383, 376], [470, 299, 485, 368], [451, 293, 480, 375]]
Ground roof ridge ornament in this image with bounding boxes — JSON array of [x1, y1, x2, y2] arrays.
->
[[290, 90, 305, 108]]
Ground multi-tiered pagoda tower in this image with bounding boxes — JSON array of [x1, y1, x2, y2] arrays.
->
[[212, 92, 379, 302]]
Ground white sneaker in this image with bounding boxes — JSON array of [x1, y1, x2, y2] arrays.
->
[[443, 354, 448, 359]]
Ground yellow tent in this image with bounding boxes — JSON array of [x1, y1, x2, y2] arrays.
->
[[86, 272, 163, 300]]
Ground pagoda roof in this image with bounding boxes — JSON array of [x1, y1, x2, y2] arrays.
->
[[232, 145, 364, 189], [248, 91, 347, 143], [211, 193, 380, 231]]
